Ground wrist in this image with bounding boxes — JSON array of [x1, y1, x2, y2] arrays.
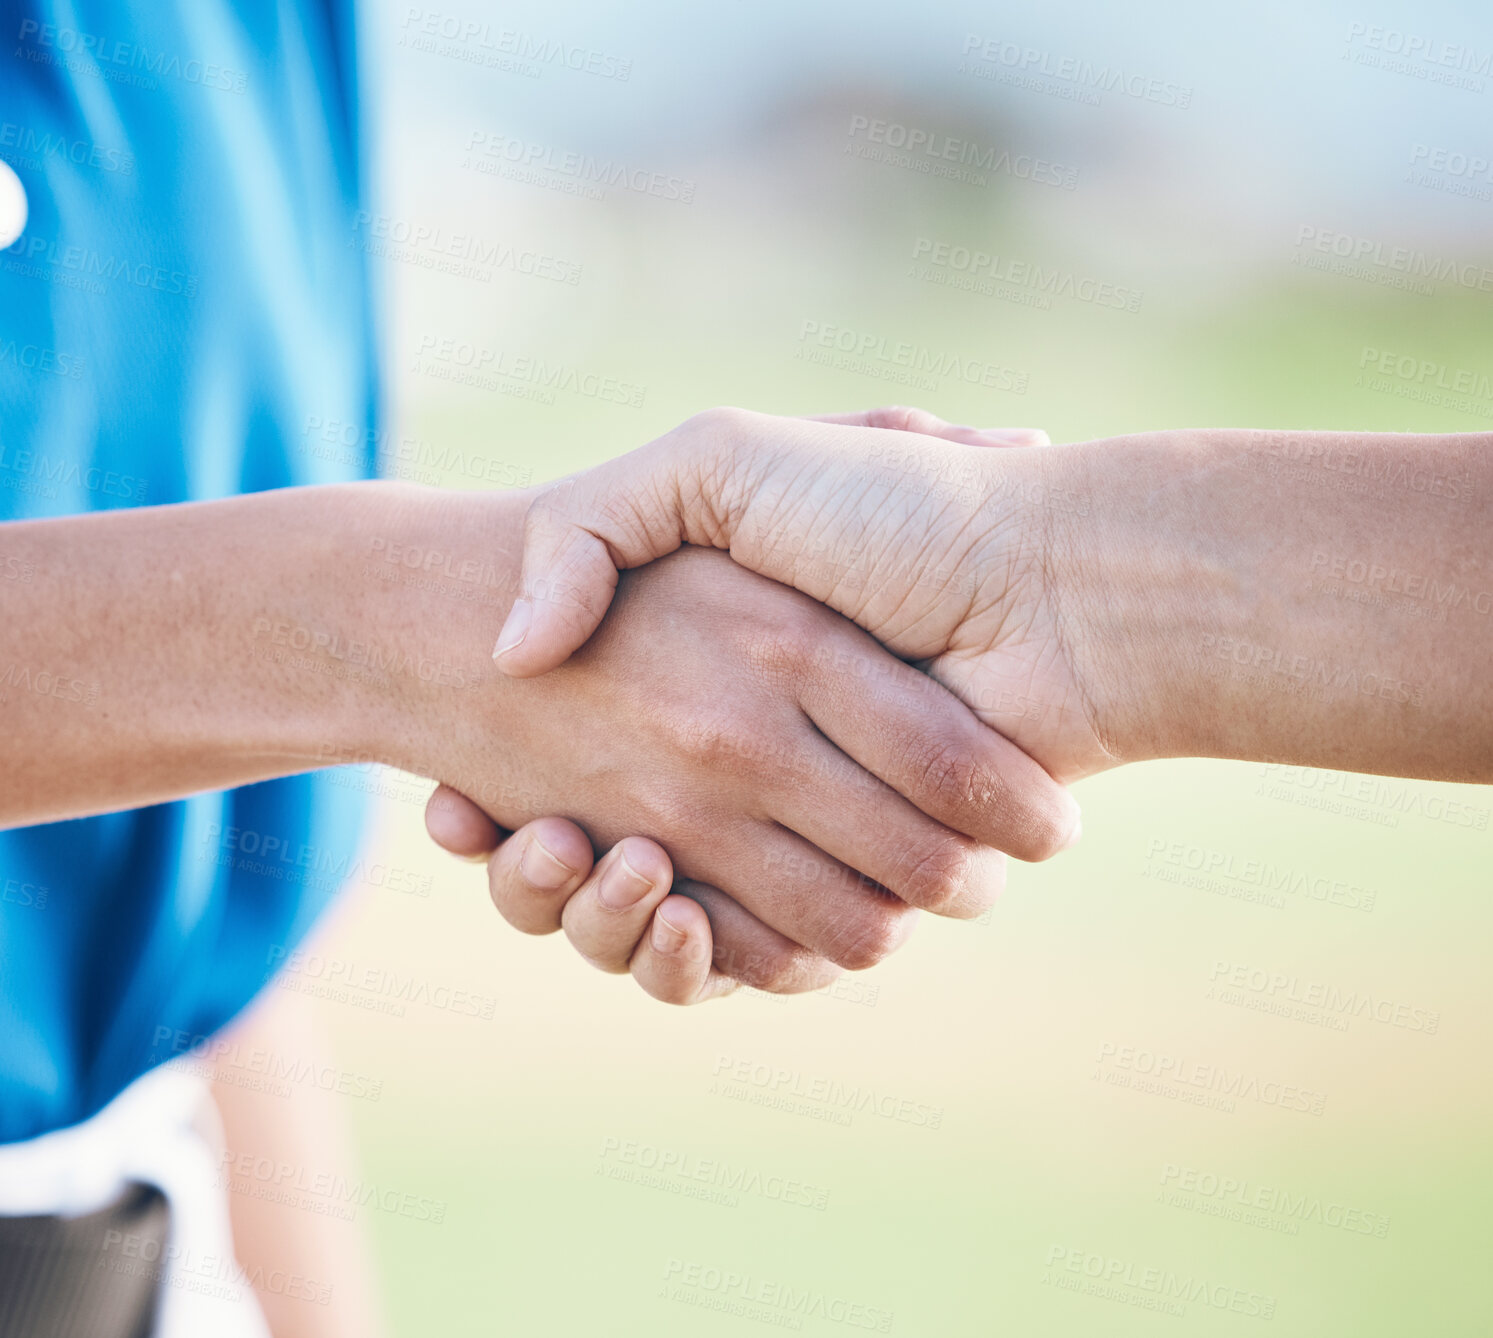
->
[[1034, 430, 1225, 765], [289, 482, 528, 782]]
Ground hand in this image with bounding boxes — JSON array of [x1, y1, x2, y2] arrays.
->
[[420, 544, 1077, 990], [491, 406, 1111, 785], [425, 793, 728, 1004]]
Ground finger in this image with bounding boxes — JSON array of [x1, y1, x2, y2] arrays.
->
[[486, 818, 596, 935], [628, 894, 738, 1005], [769, 734, 1008, 919], [424, 784, 503, 861], [685, 825, 919, 974], [797, 630, 1081, 862], [804, 406, 1048, 447], [559, 838, 674, 972], [675, 882, 843, 994]]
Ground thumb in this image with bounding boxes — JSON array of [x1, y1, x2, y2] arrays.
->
[[491, 431, 714, 676], [489, 405, 1036, 678], [491, 510, 623, 675]]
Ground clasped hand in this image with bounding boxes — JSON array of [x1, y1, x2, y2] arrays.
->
[[424, 407, 1084, 1004]]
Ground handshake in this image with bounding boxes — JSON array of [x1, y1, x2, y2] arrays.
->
[[407, 406, 1489, 1004]]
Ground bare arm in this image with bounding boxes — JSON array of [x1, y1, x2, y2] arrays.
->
[[0, 483, 477, 825], [1043, 428, 1493, 780], [494, 411, 1493, 784]]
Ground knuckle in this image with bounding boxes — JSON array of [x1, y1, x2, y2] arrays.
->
[[743, 608, 821, 682], [672, 711, 754, 772], [873, 404, 917, 432], [683, 404, 752, 442], [824, 902, 906, 972], [751, 949, 806, 995], [718, 940, 800, 994], [906, 733, 985, 813], [900, 836, 976, 914]]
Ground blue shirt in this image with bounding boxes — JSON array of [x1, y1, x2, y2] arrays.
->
[[0, 0, 380, 1142]]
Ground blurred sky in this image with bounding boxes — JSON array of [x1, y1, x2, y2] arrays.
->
[[366, 0, 1493, 249]]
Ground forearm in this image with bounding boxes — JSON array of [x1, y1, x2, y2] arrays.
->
[[1045, 429, 1493, 780], [0, 482, 525, 826]]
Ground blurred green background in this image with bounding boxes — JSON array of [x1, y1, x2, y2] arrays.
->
[[291, 2, 1493, 1333]]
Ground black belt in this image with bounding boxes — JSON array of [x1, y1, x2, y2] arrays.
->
[[0, 1182, 169, 1338]]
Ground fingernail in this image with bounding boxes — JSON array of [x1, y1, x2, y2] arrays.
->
[[459, 851, 490, 865], [519, 835, 574, 890], [493, 598, 531, 660], [598, 851, 653, 909], [651, 902, 689, 954]]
